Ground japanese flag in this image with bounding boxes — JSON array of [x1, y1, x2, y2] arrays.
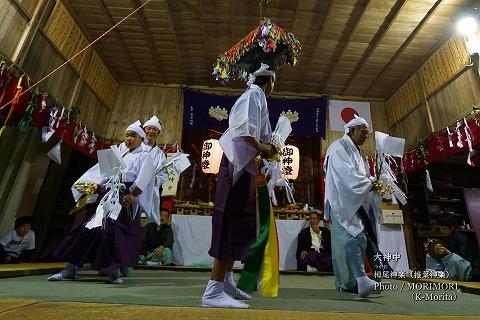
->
[[329, 100, 373, 132]]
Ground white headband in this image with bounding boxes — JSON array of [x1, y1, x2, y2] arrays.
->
[[344, 115, 369, 133], [144, 115, 162, 131], [125, 120, 146, 141], [246, 63, 276, 87]]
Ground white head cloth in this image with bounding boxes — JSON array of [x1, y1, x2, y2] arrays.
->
[[126, 120, 146, 140], [144, 115, 162, 131], [344, 115, 369, 133], [246, 63, 276, 87]]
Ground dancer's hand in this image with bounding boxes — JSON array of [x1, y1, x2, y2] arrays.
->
[[259, 144, 275, 158], [122, 194, 137, 207], [300, 250, 307, 260]]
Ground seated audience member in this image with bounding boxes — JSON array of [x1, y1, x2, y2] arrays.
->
[[0, 216, 35, 263], [296, 211, 333, 272], [139, 210, 174, 266], [426, 214, 480, 281]]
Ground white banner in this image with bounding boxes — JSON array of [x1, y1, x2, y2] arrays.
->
[[329, 100, 372, 132]]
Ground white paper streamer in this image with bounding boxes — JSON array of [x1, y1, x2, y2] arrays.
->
[[79, 125, 89, 147], [47, 141, 62, 164], [85, 174, 124, 229], [260, 116, 294, 206], [55, 107, 64, 129], [41, 108, 58, 143], [89, 133, 97, 154], [40, 94, 47, 112], [446, 127, 453, 148], [455, 121, 463, 148], [426, 168, 433, 192], [464, 118, 474, 166]]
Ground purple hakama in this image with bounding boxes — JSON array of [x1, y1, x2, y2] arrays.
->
[[53, 185, 141, 273], [208, 156, 257, 261]]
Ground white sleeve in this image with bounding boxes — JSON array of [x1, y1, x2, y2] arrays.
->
[[259, 103, 272, 144], [330, 148, 372, 196], [25, 231, 35, 250], [0, 231, 11, 246], [228, 91, 262, 141], [132, 154, 155, 192]]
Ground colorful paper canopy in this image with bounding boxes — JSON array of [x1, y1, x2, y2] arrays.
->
[[212, 18, 301, 84]]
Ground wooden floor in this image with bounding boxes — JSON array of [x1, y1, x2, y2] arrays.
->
[[1, 299, 480, 320]]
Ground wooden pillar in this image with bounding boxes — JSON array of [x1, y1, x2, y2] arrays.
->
[[11, 0, 54, 67], [415, 71, 435, 133]]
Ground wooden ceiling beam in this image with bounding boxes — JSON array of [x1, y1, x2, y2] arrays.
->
[[98, 0, 144, 82], [132, 0, 168, 84], [298, 0, 335, 90], [199, 0, 216, 88], [340, 0, 407, 96], [317, 0, 370, 93], [277, 0, 301, 91], [164, 0, 191, 85], [362, 0, 444, 97]]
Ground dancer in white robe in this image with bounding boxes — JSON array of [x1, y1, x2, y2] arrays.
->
[[143, 115, 168, 225], [324, 116, 379, 297], [48, 121, 155, 284]]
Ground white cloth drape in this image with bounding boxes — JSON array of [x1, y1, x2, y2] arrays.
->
[[171, 215, 308, 270]]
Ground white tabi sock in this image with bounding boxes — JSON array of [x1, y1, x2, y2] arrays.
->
[[224, 271, 252, 300], [357, 275, 377, 297], [107, 271, 124, 285], [47, 263, 77, 281], [202, 280, 249, 308]]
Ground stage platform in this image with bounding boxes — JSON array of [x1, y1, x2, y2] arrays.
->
[[0, 265, 480, 319]]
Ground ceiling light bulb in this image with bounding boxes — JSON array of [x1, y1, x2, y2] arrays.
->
[[457, 16, 478, 36]]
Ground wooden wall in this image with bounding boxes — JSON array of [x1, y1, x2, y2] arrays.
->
[[391, 67, 480, 148], [428, 68, 480, 130], [0, 0, 33, 58], [21, 32, 79, 105], [105, 85, 183, 144], [0, 0, 114, 231], [75, 85, 111, 138], [387, 35, 478, 148]]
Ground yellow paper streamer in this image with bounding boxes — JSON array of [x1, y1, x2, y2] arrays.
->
[[259, 201, 279, 297]]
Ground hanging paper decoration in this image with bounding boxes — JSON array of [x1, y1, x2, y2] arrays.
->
[[47, 140, 62, 164], [55, 107, 65, 129], [18, 88, 40, 132], [0, 75, 23, 137], [464, 118, 475, 166], [446, 127, 453, 148], [79, 125, 89, 147], [260, 116, 295, 206], [455, 121, 463, 148], [201, 139, 223, 174], [280, 145, 299, 180], [39, 94, 47, 112], [89, 133, 97, 154], [416, 139, 428, 161], [426, 167, 433, 192], [212, 18, 301, 84], [41, 108, 58, 143]]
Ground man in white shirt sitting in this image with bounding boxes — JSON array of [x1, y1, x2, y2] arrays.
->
[[296, 211, 332, 272], [0, 216, 35, 263]]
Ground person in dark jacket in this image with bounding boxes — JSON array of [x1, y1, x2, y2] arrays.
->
[[426, 213, 480, 281], [296, 211, 333, 272]]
